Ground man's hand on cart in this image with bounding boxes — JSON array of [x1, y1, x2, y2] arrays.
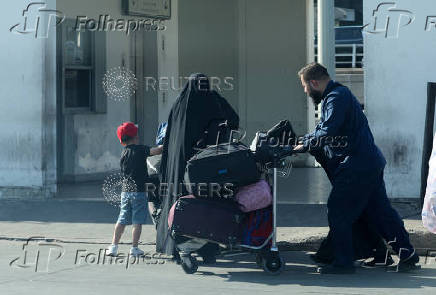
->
[[293, 144, 306, 153]]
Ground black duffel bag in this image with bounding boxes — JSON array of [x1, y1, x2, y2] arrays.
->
[[184, 142, 260, 199]]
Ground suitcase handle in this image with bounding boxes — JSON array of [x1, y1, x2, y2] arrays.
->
[[195, 118, 228, 150], [194, 120, 245, 152], [216, 121, 229, 148]]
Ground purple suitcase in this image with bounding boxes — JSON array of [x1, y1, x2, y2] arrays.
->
[[170, 196, 244, 246]]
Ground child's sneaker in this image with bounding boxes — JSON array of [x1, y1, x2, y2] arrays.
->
[[106, 244, 118, 257], [130, 247, 144, 257]]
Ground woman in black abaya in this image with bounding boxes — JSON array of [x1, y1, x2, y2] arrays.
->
[[156, 73, 239, 259]]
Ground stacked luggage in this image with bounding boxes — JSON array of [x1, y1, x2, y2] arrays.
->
[[169, 142, 273, 242], [168, 120, 296, 274]]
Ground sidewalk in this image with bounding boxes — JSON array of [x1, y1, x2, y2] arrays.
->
[[0, 198, 433, 254]]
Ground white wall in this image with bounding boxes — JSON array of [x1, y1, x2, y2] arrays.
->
[[0, 1, 48, 190], [364, 0, 436, 198]]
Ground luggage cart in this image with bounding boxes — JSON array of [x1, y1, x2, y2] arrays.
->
[[175, 143, 297, 275]]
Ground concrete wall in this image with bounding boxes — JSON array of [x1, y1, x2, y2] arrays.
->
[[0, 0, 57, 197], [178, 0, 239, 112], [364, 0, 436, 198], [239, 0, 309, 164], [157, 0, 239, 122], [158, 0, 309, 151], [336, 69, 364, 105]]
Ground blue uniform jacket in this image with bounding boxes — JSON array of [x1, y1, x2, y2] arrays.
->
[[303, 80, 386, 176]]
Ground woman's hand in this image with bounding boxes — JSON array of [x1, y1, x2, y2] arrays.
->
[[150, 145, 163, 156]]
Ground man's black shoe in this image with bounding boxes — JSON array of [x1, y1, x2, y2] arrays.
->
[[317, 265, 356, 274], [362, 255, 395, 268], [396, 252, 421, 273]]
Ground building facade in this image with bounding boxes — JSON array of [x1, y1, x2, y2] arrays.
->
[[0, 0, 313, 198], [364, 0, 436, 200]]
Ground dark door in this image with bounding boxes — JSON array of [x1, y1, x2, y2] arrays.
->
[[131, 31, 159, 146]]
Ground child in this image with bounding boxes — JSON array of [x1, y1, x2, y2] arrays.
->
[[107, 122, 163, 257]]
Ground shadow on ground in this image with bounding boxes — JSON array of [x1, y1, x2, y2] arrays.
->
[[194, 251, 436, 289]]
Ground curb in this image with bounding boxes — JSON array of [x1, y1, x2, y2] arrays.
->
[[277, 232, 436, 255]]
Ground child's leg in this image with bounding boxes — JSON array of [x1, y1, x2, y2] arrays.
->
[[112, 223, 126, 245], [131, 192, 147, 248], [132, 224, 142, 247]]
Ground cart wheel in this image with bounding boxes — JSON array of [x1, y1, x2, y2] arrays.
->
[[255, 254, 263, 268], [262, 254, 284, 275], [180, 254, 198, 274]]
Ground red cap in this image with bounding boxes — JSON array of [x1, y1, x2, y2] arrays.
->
[[117, 122, 138, 143]]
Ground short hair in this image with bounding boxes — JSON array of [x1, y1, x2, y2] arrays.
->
[[298, 62, 330, 82], [121, 134, 134, 143]]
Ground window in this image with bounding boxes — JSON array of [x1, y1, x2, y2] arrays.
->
[[57, 19, 107, 113]]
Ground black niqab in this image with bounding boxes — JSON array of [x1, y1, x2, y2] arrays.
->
[[156, 73, 239, 254]]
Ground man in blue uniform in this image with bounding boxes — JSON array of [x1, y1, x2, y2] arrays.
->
[[294, 62, 419, 274]]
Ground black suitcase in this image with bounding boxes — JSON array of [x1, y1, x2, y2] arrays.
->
[[170, 196, 244, 246], [184, 142, 260, 198]]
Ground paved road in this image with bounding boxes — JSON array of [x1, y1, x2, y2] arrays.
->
[[1, 240, 436, 295]]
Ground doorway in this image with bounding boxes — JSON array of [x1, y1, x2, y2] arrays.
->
[[56, 20, 107, 184], [130, 31, 159, 146]]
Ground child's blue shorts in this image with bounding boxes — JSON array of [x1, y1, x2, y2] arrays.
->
[[117, 192, 148, 225]]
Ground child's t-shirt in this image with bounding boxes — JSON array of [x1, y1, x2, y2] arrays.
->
[[120, 144, 151, 192]]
